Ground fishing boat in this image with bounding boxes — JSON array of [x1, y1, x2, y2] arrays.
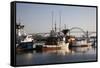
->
[[17, 35, 34, 50], [16, 23, 34, 51], [43, 36, 69, 50], [41, 28, 70, 50], [70, 40, 92, 47]]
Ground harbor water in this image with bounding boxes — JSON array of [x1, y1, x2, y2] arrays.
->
[[16, 45, 97, 65]]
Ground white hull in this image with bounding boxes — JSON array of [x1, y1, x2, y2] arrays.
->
[[72, 40, 92, 47], [33, 42, 69, 49]]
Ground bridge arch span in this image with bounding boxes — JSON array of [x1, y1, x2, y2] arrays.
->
[[68, 27, 87, 37]]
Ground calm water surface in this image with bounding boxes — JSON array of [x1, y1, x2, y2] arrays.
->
[[16, 46, 97, 65]]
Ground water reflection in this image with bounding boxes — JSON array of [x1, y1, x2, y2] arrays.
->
[[16, 46, 96, 65]]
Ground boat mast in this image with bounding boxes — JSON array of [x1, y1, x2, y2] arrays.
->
[[59, 11, 61, 32], [64, 24, 66, 29], [16, 18, 24, 36], [52, 11, 54, 30], [55, 20, 57, 32]]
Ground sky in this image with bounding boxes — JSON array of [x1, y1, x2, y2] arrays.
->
[[16, 3, 96, 34]]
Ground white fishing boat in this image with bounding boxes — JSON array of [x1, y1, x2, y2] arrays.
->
[[71, 40, 92, 47], [41, 29, 70, 50], [16, 23, 34, 50]]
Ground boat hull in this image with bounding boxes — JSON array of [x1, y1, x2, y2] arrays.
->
[[16, 42, 69, 51], [42, 43, 69, 50]]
